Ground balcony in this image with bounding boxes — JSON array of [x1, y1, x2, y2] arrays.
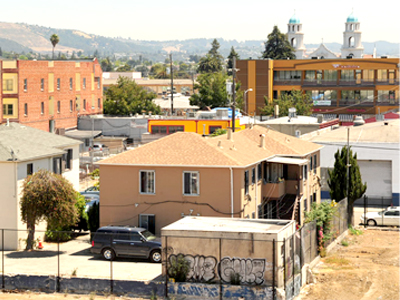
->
[[262, 180, 285, 199], [376, 79, 399, 85], [302, 79, 376, 87], [273, 79, 301, 86], [338, 99, 374, 107], [303, 79, 337, 87]]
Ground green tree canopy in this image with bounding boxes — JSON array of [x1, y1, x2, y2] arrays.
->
[[20, 170, 78, 250], [101, 57, 113, 72], [227, 46, 240, 76], [260, 90, 313, 117], [50, 34, 60, 59], [197, 39, 224, 74], [104, 76, 161, 116], [261, 26, 295, 60], [328, 146, 367, 224]]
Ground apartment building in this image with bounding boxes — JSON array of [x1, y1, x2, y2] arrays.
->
[[1, 59, 103, 132]]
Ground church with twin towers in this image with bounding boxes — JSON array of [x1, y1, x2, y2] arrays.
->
[[287, 11, 365, 59]]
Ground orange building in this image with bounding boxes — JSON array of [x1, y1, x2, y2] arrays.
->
[[1, 59, 103, 132], [148, 118, 245, 135], [236, 58, 399, 116]]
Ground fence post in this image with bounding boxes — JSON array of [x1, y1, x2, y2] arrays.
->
[[164, 236, 168, 298], [292, 234, 295, 297], [283, 237, 286, 290], [2, 229, 4, 290], [364, 195, 367, 228], [382, 197, 384, 226], [219, 238, 222, 300], [299, 228, 303, 285], [272, 239, 276, 300], [57, 232, 60, 292], [310, 225, 312, 263]]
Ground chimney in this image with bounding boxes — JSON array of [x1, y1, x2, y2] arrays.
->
[[260, 134, 265, 148], [227, 128, 233, 141]]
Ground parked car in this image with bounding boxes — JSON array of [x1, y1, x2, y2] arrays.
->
[[90, 226, 162, 263], [360, 207, 400, 226], [89, 143, 109, 156], [80, 191, 100, 212]]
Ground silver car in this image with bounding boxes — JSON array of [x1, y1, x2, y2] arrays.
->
[[360, 207, 400, 226]]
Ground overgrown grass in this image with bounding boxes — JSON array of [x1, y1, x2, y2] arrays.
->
[[349, 226, 363, 236], [324, 255, 351, 266], [341, 239, 349, 247]]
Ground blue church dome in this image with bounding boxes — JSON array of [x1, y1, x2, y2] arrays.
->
[[289, 14, 300, 24], [347, 12, 358, 22]]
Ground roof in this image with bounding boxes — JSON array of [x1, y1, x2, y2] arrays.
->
[[289, 14, 300, 24], [302, 119, 399, 144], [64, 130, 102, 139], [153, 97, 199, 110], [259, 116, 319, 125], [347, 12, 358, 22], [99, 125, 322, 167], [0, 122, 81, 162], [162, 216, 293, 235]]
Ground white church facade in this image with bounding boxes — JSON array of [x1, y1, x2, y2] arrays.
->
[[288, 11, 365, 59]]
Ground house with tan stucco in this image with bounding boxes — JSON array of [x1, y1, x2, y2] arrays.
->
[[98, 125, 323, 235]]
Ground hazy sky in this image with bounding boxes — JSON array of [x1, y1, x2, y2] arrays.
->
[[2, 0, 399, 44]]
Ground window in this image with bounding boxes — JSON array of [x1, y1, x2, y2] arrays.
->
[[209, 126, 221, 134], [183, 171, 199, 195], [41, 78, 44, 91], [24, 103, 28, 116], [310, 156, 313, 175], [24, 79, 27, 91], [57, 101, 60, 113], [4, 79, 13, 91], [257, 164, 262, 180], [140, 171, 155, 194], [70, 100, 73, 112], [98, 98, 101, 108], [85, 139, 90, 147], [83, 78, 86, 89], [57, 78, 60, 90], [244, 170, 249, 195], [27, 163, 33, 176], [151, 125, 184, 134], [41, 102, 44, 114], [69, 78, 73, 90], [303, 165, 308, 180], [252, 168, 255, 184], [3, 104, 13, 116], [63, 149, 73, 170], [313, 154, 317, 174], [53, 157, 62, 174], [83, 99, 86, 111], [252, 212, 256, 219], [304, 198, 308, 212]]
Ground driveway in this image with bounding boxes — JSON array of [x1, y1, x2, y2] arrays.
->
[[1, 233, 162, 282]]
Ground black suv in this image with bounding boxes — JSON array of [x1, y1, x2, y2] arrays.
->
[[90, 226, 162, 263]]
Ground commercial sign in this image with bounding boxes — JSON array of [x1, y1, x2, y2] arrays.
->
[[332, 64, 360, 69]]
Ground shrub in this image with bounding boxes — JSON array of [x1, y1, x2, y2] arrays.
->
[[168, 254, 190, 282], [348, 226, 363, 236]]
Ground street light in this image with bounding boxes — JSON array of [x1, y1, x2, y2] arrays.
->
[[244, 88, 253, 115]]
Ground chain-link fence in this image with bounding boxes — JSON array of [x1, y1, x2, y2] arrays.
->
[[359, 196, 398, 227]]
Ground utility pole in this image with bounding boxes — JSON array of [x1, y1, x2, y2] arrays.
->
[[170, 53, 174, 115], [346, 127, 350, 201], [231, 56, 237, 132]]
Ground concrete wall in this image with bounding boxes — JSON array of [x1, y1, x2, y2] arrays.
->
[[259, 123, 321, 137]]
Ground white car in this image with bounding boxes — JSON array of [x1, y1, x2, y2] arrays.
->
[[360, 207, 400, 226]]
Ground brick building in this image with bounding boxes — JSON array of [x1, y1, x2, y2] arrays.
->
[[1, 59, 103, 132]]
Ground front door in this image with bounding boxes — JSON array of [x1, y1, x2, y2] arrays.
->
[[139, 214, 156, 234]]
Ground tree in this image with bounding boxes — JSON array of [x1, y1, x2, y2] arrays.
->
[[50, 34, 60, 59], [260, 90, 313, 117], [116, 63, 132, 72], [100, 57, 113, 72], [328, 146, 367, 225], [227, 47, 240, 76], [103, 76, 161, 116], [261, 26, 295, 60], [197, 39, 224, 74], [0, 47, 3, 57], [20, 170, 78, 250]]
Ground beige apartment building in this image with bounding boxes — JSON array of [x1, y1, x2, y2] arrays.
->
[[99, 125, 322, 235]]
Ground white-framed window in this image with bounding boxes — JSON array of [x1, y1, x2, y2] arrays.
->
[[183, 171, 199, 195], [140, 170, 155, 194]]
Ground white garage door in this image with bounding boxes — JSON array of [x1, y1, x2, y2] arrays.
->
[[358, 160, 392, 199]]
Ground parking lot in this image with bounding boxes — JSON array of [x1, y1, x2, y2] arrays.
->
[[1, 233, 162, 282]]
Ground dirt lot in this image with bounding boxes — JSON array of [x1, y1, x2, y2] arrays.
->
[[297, 228, 399, 300]]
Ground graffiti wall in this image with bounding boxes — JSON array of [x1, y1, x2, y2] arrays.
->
[[168, 254, 269, 286]]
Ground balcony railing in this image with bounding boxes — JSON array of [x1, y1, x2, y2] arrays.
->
[[273, 79, 302, 85], [376, 79, 399, 85], [262, 180, 286, 199], [302, 79, 376, 87]]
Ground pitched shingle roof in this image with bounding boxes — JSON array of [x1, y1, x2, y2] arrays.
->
[[0, 123, 81, 162], [100, 125, 322, 167]]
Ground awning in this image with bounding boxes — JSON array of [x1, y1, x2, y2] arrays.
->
[[64, 130, 102, 139], [267, 156, 308, 165]]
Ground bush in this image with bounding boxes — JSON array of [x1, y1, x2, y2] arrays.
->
[[348, 226, 363, 236], [168, 254, 190, 282], [88, 202, 99, 233]]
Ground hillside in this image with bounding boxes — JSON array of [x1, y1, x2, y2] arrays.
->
[[0, 21, 398, 60]]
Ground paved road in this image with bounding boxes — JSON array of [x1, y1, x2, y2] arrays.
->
[[1, 233, 162, 281]]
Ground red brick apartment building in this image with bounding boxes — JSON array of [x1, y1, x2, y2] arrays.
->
[[1, 59, 103, 132]]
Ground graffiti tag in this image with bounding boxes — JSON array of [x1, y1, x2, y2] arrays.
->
[[219, 257, 266, 285]]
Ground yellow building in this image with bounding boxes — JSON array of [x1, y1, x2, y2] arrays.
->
[[237, 58, 399, 116]]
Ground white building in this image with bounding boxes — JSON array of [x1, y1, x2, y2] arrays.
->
[[0, 122, 81, 250], [301, 119, 399, 205], [288, 11, 364, 59]]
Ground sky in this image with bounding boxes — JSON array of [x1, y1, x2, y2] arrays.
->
[[1, 0, 399, 44]]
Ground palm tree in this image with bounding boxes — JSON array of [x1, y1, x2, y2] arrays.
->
[[50, 34, 60, 59]]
